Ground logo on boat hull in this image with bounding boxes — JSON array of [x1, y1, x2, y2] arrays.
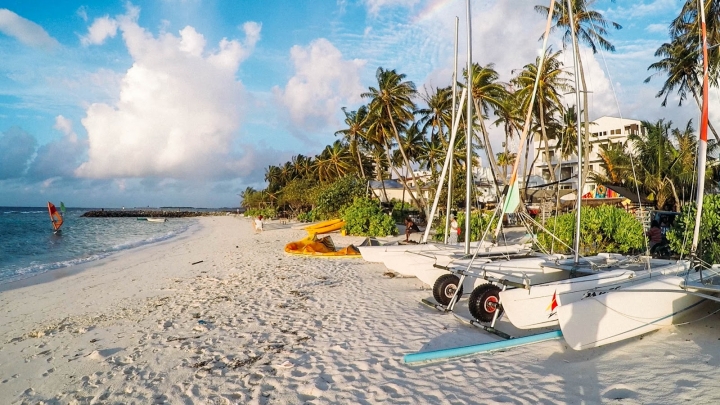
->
[[546, 290, 558, 318]]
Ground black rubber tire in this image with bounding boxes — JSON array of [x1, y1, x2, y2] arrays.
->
[[468, 284, 503, 323], [432, 274, 464, 306]]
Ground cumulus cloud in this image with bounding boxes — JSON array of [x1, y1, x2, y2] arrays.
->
[[273, 38, 365, 133], [0, 127, 37, 179], [0, 9, 59, 49], [27, 116, 87, 180], [75, 9, 261, 180], [80, 15, 118, 46]]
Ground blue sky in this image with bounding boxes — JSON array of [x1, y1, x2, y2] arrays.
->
[[0, 0, 711, 208]]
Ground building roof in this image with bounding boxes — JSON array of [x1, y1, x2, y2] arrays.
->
[[368, 179, 404, 189]]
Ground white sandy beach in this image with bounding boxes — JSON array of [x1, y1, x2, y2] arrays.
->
[[1, 216, 720, 404]]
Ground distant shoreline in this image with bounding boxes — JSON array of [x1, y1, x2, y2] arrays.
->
[[81, 209, 237, 218]]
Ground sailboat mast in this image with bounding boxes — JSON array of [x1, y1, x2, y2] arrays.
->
[[464, 0, 473, 255], [691, 0, 709, 256], [567, 0, 583, 264], [445, 16, 459, 244]]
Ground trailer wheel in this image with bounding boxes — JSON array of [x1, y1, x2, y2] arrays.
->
[[468, 284, 503, 322], [432, 274, 464, 306]]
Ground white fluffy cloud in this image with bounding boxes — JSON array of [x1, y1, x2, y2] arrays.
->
[[75, 10, 261, 179], [27, 116, 87, 179], [80, 16, 118, 46], [274, 38, 365, 133], [0, 9, 59, 49]]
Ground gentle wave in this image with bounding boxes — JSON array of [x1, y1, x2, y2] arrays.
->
[[1, 220, 196, 285]]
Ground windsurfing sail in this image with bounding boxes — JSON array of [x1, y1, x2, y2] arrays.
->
[[60, 201, 66, 213], [47, 201, 64, 232]]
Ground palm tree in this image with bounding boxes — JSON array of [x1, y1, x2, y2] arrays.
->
[[335, 106, 370, 178], [363, 67, 426, 211], [496, 151, 517, 182], [467, 63, 508, 185], [492, 88, 523, 167], [536, 0, 622, 191], [417, 86, 453, 149], [325, 140, 355, 179], [264, 165, 282, 192], [588, 141, 632, 185], [240, 186, 257, 209], [630, 119, 679, 210], [417, 136, 446, 182], [645, 1, 720, 141], [512, 48, 572, 183]]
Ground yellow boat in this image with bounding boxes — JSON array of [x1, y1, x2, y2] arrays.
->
[[303, 218, 343, 231], [284, 235, 361, 258], [307, 220, 345, 235]]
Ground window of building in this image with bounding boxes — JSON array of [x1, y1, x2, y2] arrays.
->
[[560, 167, 572, 179]]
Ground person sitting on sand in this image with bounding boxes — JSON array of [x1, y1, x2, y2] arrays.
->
[[404, 217, 420, 242], [646, 220, 662, 249], [254, 215, 264, 233]]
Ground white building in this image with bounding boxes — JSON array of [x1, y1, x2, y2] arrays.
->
[[532, 116, 645, 194]]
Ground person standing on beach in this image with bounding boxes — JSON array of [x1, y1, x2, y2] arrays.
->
[[448, 215, 459, 245], [254, 215, 264, 233]]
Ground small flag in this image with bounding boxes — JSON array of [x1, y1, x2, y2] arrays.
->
[[501, 175, 520, 216], [546, 290, 558, 312]]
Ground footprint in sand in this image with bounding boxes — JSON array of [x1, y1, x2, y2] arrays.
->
[[603, 386, 638, 401]]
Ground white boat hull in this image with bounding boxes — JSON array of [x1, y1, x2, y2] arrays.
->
[[382, 244, 531, 280], [557, 275, 704, 350], [357, 240, 507, 263], [499, 259, 688, 330]]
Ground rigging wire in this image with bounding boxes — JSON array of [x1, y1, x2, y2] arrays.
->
[[581, 1, 653, 267]]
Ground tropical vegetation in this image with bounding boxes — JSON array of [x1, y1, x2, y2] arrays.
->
[[240, 1, 720, 240]]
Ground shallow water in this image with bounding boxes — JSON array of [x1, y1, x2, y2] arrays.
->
[[0, 207, 195, 285]]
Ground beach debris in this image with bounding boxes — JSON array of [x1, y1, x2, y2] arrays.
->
[[275, 360, 294, 369], [191, 260, 204, 265], [229, 354, 263, 369], [167, 335, 201, 342]]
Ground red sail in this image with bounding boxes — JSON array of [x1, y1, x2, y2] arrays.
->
[[47, 202, 63, 232]]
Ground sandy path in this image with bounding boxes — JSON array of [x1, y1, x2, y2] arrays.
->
[[1, 216, 719, 404]]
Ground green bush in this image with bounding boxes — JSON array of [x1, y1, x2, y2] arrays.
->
[[314, 175, 366, 218], [432, 211, 499, 242], [667, 194, 720, 263], [390, 199, 420, 223], [536, 205, 644, 255], [245, 207, 277, 219], [296, 209, 321, 223], [341, 197, 398, 237]]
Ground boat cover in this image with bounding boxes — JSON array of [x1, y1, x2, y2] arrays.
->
[[285, 235, 361, 257]]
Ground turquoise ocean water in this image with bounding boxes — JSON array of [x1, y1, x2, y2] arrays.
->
[[0, 207, 196, 286]]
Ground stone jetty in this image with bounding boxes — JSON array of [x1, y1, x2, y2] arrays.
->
[[81, 210, 234, 218]]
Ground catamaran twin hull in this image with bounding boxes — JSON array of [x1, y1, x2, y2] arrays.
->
[[499, 259, 689, 330], [357, 240, 499, 263], [438, 254, 569, 291], [382, 244, 533, 279]]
